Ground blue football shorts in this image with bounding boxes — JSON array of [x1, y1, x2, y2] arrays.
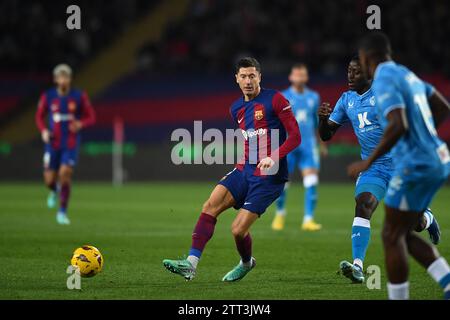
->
[[218, 167, 285, 215], [43, 145, 78, 170], [287, 143, 320, 173], [384, 163, 448, 212], [355, 163, 393, 201]]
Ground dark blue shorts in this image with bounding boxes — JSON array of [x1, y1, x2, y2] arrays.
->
[[43, 146, 78, 170], [218, 168, 285, 215]]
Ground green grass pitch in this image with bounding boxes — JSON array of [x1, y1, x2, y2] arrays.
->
[[0, 182, 448, 299]]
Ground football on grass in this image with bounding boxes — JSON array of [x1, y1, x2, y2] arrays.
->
[[70, 245, 104, 277]]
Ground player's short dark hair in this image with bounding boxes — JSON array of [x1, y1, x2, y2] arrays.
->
[[235, 57, 261, 73], [350, 55, 360, 63], [292, 63, 308, 70], [358, 31, 392, 59]]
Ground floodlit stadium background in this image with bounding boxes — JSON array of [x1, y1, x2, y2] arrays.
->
[[0, 0, 449, 182]]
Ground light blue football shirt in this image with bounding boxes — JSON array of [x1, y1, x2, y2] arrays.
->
[[329, 88, 392, 166], [372, 61, 450, 170], [282, 86, 320, 149]]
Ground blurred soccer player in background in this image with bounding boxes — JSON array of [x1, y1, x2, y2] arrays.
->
[[35, 64, 96, 225], [163, 57, 301, 282], [272, 63, 326, 231], [349, 32, 450, 299], [319, 56, 440, 284]]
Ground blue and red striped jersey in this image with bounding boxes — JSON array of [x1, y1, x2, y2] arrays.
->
[[36, 88, 96, 150], [230, 88, 301, 182]]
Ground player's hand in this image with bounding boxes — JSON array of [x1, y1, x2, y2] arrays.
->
[[347, 160, 369, 179], [318, 102, 332, 120], [41, 129, 51, 144], [257, 157, 275, 170], [69, 120, 83, 133]]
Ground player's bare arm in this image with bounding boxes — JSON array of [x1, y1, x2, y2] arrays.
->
[[347, 108, 406, 179], [318, 102, 340, 141], [428, 90, 450, 127]]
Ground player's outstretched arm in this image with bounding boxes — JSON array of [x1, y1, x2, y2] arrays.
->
[[428, 89, 450, 127], [318, 102, 340, 141]]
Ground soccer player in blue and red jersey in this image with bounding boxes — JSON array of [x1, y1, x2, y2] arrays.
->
[[349, 32, 450, 299], [163, 57, 301, 281], [35, 64, 96, 225]]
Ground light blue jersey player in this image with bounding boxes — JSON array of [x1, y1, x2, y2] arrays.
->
[[350, 32, 450, 300], [272, 63, 326, 231], [319, 56, 440, 284]]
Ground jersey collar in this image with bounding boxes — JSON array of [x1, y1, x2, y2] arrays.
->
[[290, 86, 308, 96], [357, 88, 371, 98]]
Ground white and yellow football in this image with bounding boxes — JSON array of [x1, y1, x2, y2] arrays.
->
[[70, 245, 104, 277]]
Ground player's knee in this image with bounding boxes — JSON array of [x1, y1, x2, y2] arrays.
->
[[44, 172, 56, 187], [355, 201, 375, 219], [202, 198, 220, 216], [303, 173, 318, 188], [59, 167, 72, 184], [231, 224, 247, 239], [355, 194, 377, 220]]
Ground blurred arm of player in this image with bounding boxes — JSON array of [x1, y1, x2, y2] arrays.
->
[[258, 93, 301, 170], [69, 92, 96, 133], [318, 102, 341, 141], [428, 89, 450, 127], [35, 93, 51, 143]]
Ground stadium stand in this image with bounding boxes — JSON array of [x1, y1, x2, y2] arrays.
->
[[0, 0, 449, 146]]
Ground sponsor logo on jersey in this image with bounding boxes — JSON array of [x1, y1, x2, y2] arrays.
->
[[53, 113, 75, 123], [295, 110, 307, 122], [358, 111, 372, 128], [241, 128, 267, 140]]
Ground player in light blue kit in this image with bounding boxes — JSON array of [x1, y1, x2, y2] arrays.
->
[[272, 63, 326, 231], [319, 56, 440, 284], [348, 32, 450, 299]]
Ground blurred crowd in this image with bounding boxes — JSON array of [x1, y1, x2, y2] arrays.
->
[[139, 0, 450, 76], [2, 0, 449, 76], [0, 0, 156, 73]]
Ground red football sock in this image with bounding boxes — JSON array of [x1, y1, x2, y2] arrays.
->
[[235, 233, 252, 263], [59, 183, 71, 213], [189, 212, 217, 258]]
